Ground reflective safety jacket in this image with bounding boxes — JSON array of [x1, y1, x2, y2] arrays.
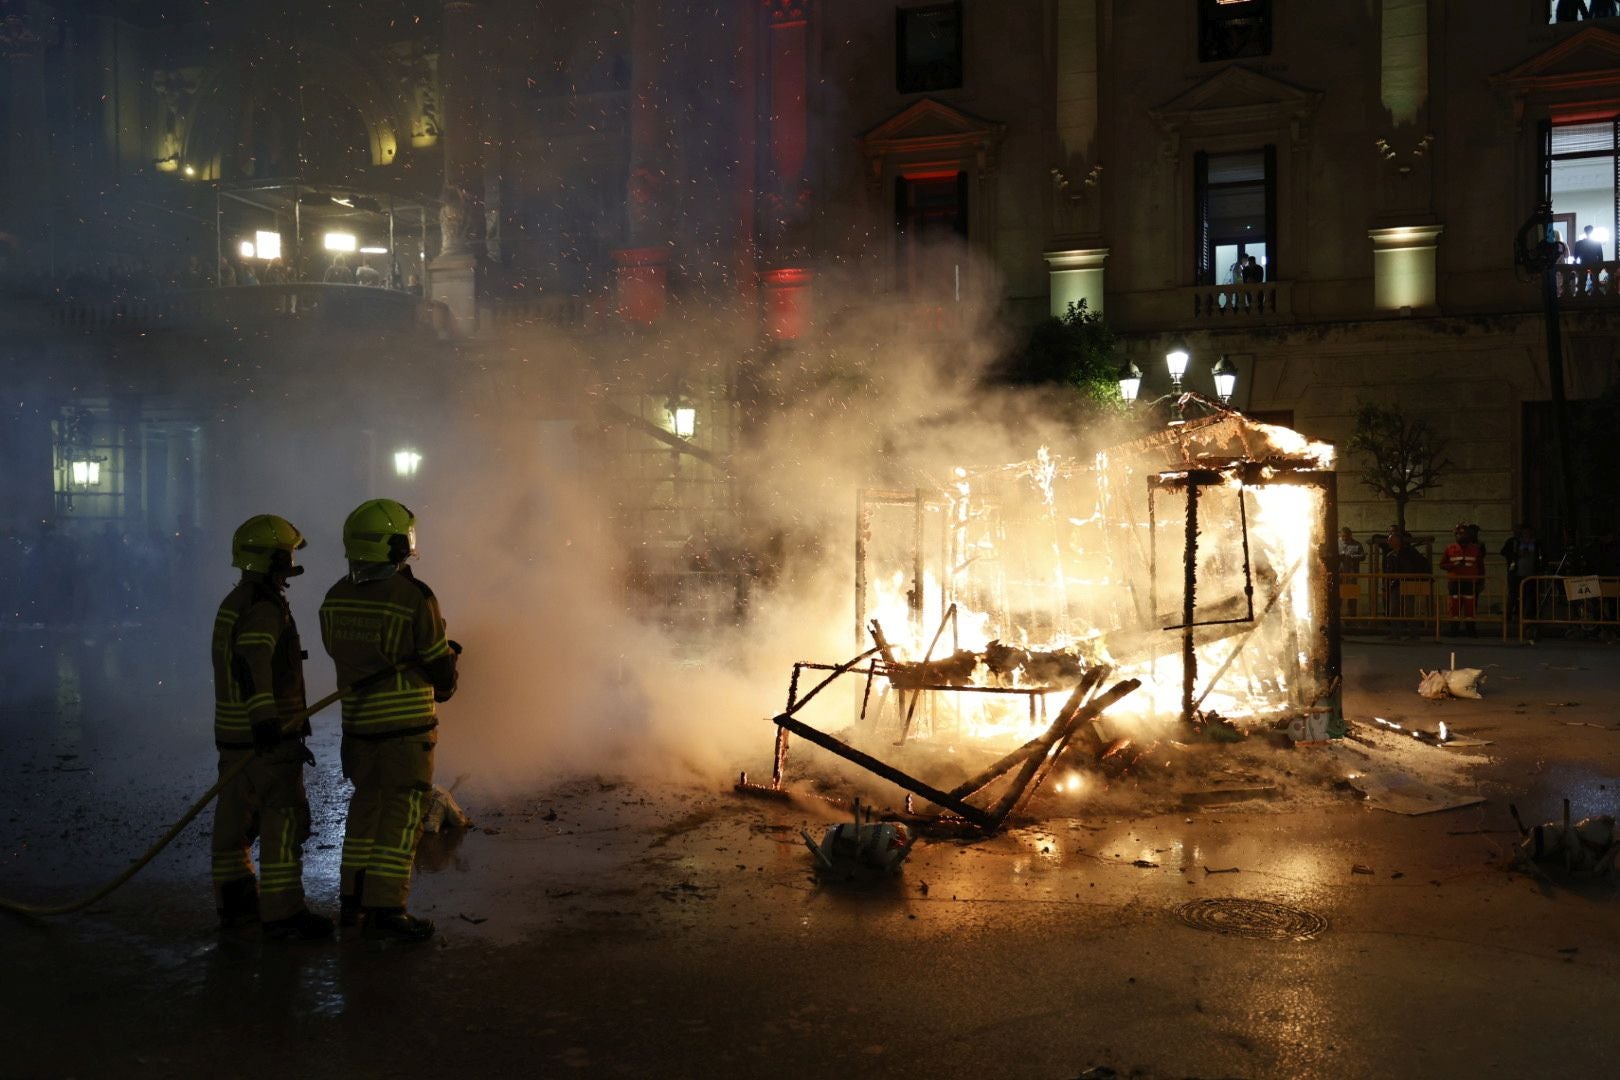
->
[[211, 577, 308, 749], [1440, 542, 1485, 580], [319, 565, 456, 739]]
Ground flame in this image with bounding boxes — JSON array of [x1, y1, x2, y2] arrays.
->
[[858, 446, 1330, 748]]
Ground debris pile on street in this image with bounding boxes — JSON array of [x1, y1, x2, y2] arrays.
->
[[1418, 666, 1485, 700], [801, 801, 914, 877], [1511, 799, 1620, 880]]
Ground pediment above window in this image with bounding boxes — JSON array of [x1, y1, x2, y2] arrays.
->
[[858, 98, 1006, 162], [1491, 27, 1620, 97], [1148, 65, 1322, 147]]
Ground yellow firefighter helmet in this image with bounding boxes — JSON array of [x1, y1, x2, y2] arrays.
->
[[342, 498, 418, 563], [230, 514, 307, 575]]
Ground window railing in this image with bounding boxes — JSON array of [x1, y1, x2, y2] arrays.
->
[[480, 294, 591, 329], [46, 283, 431, 333], [1553, 260, 1618, 302], [1188, 281, 1289, 319]]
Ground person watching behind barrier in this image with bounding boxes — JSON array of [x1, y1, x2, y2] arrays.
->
[[1339, 528, 1367, 617], [1501, 523, 1540, 629], [1440, 523, 1486, 637], [1383, 529, 1431, 628]]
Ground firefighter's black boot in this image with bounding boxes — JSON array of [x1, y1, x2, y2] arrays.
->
[[217, 877, 259, 929], [339, 894, 363, 927], [262, 908, 335, 942], [363, 908, 435, 942]]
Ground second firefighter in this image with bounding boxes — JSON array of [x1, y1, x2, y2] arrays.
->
[[319, 498, 460, 942]]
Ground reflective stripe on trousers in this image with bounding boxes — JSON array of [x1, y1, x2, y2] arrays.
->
[[340, 735, 435, 908]]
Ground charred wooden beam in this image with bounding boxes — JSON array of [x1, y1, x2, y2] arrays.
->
[[985, 678, 1141, 829], [769, 713, 994, 830], [946, 668, 1108, 800]]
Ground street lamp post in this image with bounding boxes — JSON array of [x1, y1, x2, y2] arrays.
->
[[1211, 356, 1238, 405], [1116, 361, 1143, 403], [1165, 341, 1190, 424]]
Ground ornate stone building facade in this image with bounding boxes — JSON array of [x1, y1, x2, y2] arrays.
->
[[4, 0, 1619, 564]]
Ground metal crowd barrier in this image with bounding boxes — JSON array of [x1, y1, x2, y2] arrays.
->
[[1338, 572, 1510, 640], [1514, 575, 1620, 642]]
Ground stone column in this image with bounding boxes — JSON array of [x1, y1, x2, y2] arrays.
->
[[427, 0, 486, 331]]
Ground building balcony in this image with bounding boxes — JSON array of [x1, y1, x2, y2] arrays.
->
[[479, 294, 593, 330], [1185, 281, 1292, 320], [43, 283, 445, 337]]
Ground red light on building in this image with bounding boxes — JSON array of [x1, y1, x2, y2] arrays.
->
[[761, 266, 812, 341], [613, 247, 668, 325]]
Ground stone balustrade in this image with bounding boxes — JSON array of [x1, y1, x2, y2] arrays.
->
[[1188, 281, 1290, 319], [1554, 261, 1618, 303]]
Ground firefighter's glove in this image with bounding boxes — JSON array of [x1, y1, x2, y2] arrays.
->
[[299, 741, 317, 768], [448, 640, 463, 656], [252, 720, 282, 754]]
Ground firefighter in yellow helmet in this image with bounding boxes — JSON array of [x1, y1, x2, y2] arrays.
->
[[210, 515, 334, 940], [319, 498, 459, 942]]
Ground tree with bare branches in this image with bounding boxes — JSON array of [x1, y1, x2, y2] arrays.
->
[[1348, 402, 1452, 536]]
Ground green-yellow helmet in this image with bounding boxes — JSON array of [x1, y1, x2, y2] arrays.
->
[[342, 498, 418, 563], [231, 514, 307, 574]]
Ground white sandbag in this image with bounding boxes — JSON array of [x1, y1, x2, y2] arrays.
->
[[1417, 670, 1450, 699], [1417, 668, 1484, 700], [1443, 668, 1485, 699], [421, 783, 473, 834]]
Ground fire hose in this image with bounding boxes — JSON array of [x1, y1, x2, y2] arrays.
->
[[0, 660, 415, 919]]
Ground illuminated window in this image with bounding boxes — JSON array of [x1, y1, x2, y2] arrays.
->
[[1193, 148, 1276, 285], [1541, 118, 1619, 264], [1198, 0, 1271, 63], [897, 2, 963, 94], [1550, 1, 1620, 24]]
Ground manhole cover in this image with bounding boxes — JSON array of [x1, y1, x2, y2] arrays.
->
[[1175, 898, 1328, 941]]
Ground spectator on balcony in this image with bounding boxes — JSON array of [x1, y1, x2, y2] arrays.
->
[[355, 261, 384, 287], [323, 257, 355, 285], [259, 259, 287, 285], [237, 260, 259, 287], [218, 259, 237, 288], [1573, 224, 1604, 265], [1572, 225, 1604, 294], [1240, 254, 1265, 283]]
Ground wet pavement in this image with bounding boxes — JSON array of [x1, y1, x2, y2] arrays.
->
[[3, 633, 1619, 1079]]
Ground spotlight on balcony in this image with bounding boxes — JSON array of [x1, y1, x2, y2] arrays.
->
[[238, 240, 255, 260], [255, 230, 282, 261], [393, 449, 422, 478], [323, 232, 358, 253]]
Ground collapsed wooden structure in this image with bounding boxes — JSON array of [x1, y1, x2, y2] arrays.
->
[[742, 405, 1341, 832], [752, 619, 1141, 832]]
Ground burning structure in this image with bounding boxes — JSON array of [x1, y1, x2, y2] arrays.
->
[[755, 404, 1342, 828]]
